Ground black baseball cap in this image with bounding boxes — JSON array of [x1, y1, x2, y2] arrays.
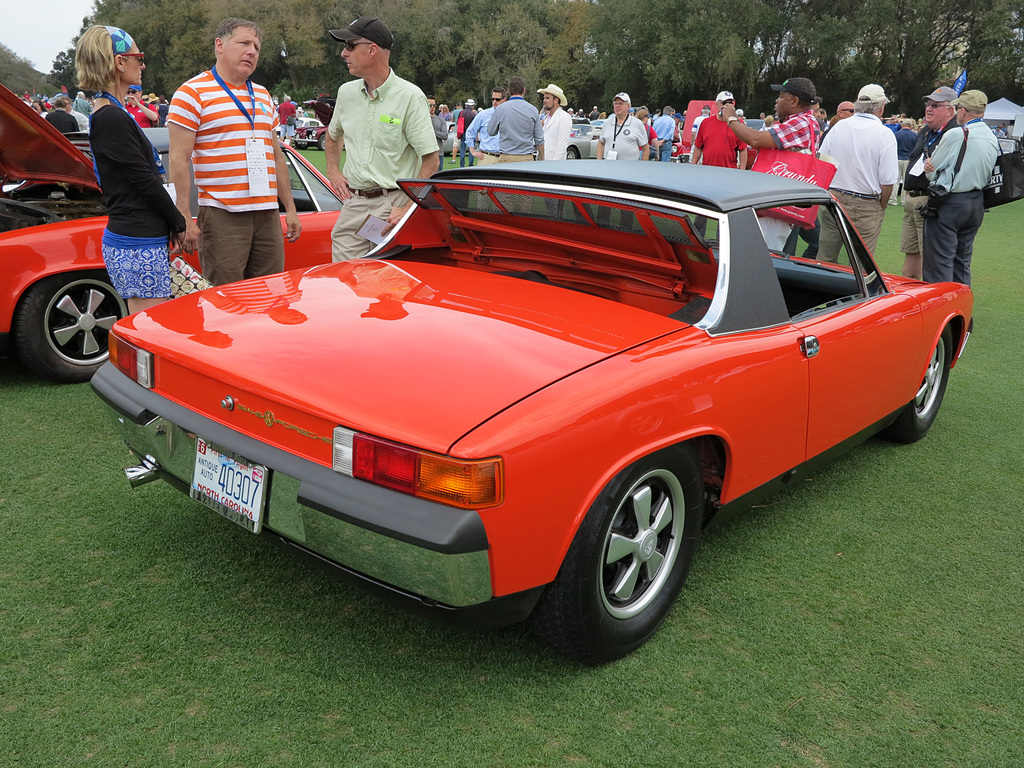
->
[[329, 17, 394, 50], [771, 77, 816, 103]]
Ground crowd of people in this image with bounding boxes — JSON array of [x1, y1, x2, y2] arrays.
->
[[52, 14, 1005, 313]]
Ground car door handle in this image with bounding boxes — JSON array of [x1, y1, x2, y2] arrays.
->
[[801, 335, 820, 358]]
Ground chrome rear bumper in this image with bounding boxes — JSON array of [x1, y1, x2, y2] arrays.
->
[[93, 364, 493, 608]]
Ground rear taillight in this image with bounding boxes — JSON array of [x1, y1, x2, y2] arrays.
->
[[109, 334, 154, 388], [333, 428, 502, 509]]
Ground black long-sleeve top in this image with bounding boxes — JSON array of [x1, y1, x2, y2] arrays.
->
[[89, 104, 186, 238]]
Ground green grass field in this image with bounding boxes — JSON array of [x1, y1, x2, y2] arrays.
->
[[2, 196, 1022, 767]]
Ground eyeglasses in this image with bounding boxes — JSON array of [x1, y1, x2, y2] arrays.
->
[[839, 108, 854, 113], [121, 52, 145, 64], [491, 97, 503, 101], [427, 103, 436, 108], [342, 40, 373, 52], [925, 102, 951, 109]]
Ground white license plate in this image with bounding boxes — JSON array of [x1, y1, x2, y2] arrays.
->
[[190, 438, 268, 533]]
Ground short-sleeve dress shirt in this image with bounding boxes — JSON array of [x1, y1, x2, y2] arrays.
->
[[327, 69, 438, 190]]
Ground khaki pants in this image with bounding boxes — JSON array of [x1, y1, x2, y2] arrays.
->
[[197, 206, 284, 286], [497, 154, 534, 163], [331, 189, 410, 262], [818, 190, 886, 261]]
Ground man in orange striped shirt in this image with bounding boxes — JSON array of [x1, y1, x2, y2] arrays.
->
[[168, 18, 301, 285]]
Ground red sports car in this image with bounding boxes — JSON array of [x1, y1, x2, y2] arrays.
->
[[0, 84, 341, 382], [93, 160, 972, 663]]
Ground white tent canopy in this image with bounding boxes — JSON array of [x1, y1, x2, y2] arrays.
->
[[985, 97, 1023, 122]]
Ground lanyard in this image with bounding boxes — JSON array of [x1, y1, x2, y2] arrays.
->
[[211, 66, 257, 134], [612, 117, 628, 148]]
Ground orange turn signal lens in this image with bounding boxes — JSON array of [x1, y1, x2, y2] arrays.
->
[[333, 428, 502, 509]]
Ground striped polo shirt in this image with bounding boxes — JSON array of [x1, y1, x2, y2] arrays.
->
[[168, 70, 280, 212]]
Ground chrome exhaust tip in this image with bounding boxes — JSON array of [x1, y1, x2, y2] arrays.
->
[[125, 456, 161, 488]]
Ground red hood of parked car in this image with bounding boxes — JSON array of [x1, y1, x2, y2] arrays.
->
[[0, 84, 99, 191], [116, 259, 685, 453]]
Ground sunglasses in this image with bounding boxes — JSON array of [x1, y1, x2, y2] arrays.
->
[[342, 40, 373, 52], [121, 52, 145, 64]]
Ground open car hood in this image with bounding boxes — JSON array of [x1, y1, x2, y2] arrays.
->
[[0, 84, 99, 191]]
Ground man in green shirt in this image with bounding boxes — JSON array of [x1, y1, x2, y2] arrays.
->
[[324, 17, 439, 261]]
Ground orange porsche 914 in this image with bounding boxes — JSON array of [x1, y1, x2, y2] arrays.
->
[[92, 160, 973, 663]]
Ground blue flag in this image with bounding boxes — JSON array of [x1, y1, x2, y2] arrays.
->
[[953, 70, 968, 95]]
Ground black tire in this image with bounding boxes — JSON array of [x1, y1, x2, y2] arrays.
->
[[317, 133, 326, 151], [883, 325, 953, 443], [566, 146, 580, 160], [13, 271, 128, 383], [532, 446, 704, 664]]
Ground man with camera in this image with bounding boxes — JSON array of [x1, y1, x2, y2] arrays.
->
[[899, 87, 959, 280], [922, 90, 998, 286]]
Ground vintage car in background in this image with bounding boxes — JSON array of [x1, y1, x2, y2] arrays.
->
[[566, 122, 600, 159], [0, 85, 343, 382], [93, 160, 972, 663], [291, 117, 325, 150]]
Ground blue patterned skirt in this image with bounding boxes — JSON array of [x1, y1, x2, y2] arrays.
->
[[102, 229, 171, 299]]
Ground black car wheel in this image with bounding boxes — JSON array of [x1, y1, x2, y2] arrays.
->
[[566, 146, 580, 160], [532, 446, 703, 664], [317, 133, 326, 151], [13, 271, 128, 383], [883, 325, 953, 443]]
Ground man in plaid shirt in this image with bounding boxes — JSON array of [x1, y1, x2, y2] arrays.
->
[[718, 78, 820, 251], [719, 77, 819, 152]]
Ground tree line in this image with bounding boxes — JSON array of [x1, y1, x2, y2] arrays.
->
[[32, 0, 1024, 117]]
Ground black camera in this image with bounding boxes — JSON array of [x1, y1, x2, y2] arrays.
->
[[921, 183, 950, 218]]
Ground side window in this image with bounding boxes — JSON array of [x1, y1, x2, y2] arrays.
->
[[763, 203, 870, 320], [284, 154, 343, 213]]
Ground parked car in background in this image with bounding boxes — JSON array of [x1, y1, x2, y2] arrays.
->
[[566, 123, 600, 159], [0, 84, 343, 382], [294, 122, 327, 151], [93, 159, 972, 663]]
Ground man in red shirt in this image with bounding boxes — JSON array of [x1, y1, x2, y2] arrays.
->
[[125, 85, 158, 127], [278, 97, 297, 145], [691, 90, 747, 169]]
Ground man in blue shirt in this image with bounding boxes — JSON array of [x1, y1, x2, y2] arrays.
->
[[892, 119, 918, 204], [651, 105, 677, 162], [487, 77, 544, 162], [467, 87, 508, 165], [922, 90, 999, 286]]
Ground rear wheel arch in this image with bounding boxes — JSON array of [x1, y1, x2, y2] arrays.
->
[[532, 442, 706, 662]]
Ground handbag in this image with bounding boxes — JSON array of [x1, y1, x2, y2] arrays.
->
[[983, 149, 1024, 208], [750, 147, 838, 227], [169, 255, 212, 297]]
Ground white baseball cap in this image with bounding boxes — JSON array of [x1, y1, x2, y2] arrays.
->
[[613, 92, 631, 105], [715, 90, 735, 102]]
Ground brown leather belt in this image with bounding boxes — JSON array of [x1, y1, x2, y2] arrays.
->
[[351, 187, 397, 199]]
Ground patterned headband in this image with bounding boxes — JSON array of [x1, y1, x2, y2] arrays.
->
[[105, 26, 135, 55]]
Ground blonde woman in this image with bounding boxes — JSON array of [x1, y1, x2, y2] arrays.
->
[[76, 25, 185, 313]]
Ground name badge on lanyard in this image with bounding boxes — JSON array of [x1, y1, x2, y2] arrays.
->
[[212, 67, 271, 196]]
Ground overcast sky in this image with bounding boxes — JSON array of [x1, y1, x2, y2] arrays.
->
[[1, 0, 95, 71]]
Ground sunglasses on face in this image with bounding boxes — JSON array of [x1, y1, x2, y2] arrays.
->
[[342, 40, 373, 52], [121, 52, 145, 64]]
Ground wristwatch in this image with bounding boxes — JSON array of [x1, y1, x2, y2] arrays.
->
[[727, 116, 740, 124]]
